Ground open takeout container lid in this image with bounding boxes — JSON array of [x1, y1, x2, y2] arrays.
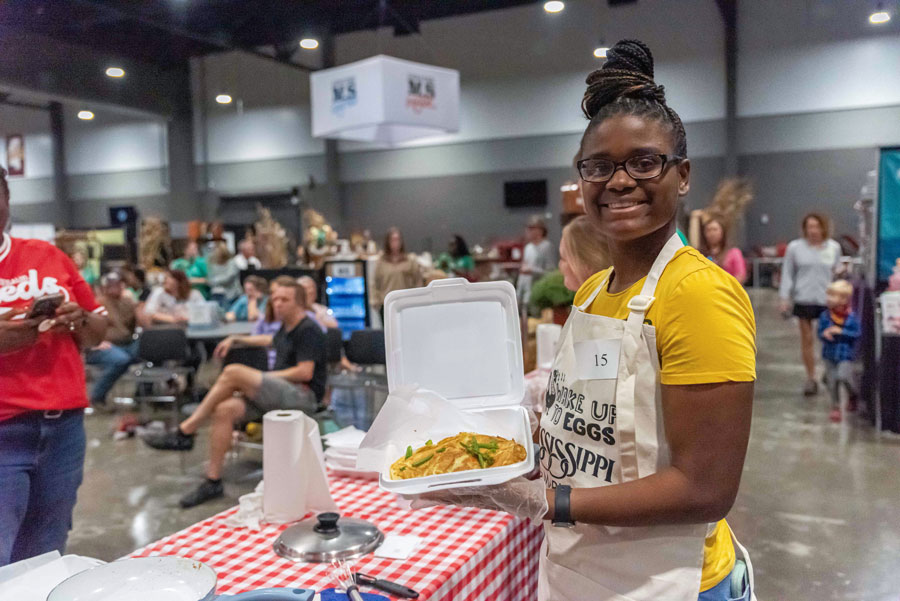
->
[[384, 278, 525, 409], [361, 278, 532, 494]]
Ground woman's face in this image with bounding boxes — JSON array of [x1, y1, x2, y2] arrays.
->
[[389, 232, 403, 254], [558, 238, 582, 292], [580, 114, 690, 243], [244, 281, 259, 297], [73, 251, 86, 268], [185, 242, 198, 259], [804, 218, 824, 244], [704, 220, 724, 248]]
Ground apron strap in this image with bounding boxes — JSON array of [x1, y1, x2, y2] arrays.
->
[[575, 272, 611, 312], [726, 521, 757, 601], [618, 233, 685, 481]]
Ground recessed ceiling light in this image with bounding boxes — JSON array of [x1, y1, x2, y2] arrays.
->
[[869, 10, 890, 23], [215, 94, 233, 105], [544, 1, 564, 13], [105, 67, 125, 78], [593, 47, 609, 59], [77, 110, 94, 120], [299, 38, 319, 49]]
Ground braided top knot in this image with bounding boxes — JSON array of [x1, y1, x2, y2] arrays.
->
[[579, 39, 687, 158], [582, 39, 666, 120]]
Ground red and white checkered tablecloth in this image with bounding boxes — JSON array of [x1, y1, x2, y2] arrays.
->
[[131, 475, 544, 601]]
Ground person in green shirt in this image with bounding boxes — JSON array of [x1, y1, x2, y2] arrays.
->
[[170, 240, 209, 298], [71, 249, 98, 287], [435, 234, 475, 277]]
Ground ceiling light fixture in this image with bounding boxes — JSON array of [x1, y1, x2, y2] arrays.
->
[[299, 38, 319, 49], [215, 94, 233, 105], [869, 8, 891, 23], [105, 67, 125, 78], [77, 110, 95, 120], [544, 1, 564, 13]]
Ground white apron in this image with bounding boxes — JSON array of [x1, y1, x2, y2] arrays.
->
[[537, 233, 756, 601]]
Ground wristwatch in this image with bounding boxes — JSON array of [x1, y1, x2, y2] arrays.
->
[[552, 484, 575, 528]]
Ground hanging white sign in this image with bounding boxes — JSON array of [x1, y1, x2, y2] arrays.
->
[[311, 55, 460, 146]]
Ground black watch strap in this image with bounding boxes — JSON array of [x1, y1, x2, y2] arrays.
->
[[552, 484, 575, 527]]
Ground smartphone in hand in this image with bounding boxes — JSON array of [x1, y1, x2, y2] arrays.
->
[[28, 293, 65, 319]]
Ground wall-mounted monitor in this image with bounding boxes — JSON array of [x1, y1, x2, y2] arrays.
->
[[504, 179, 547, 208]]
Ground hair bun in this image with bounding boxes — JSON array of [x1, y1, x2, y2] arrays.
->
[[581, 39, 666, 119], [604, 39, 654, 79]]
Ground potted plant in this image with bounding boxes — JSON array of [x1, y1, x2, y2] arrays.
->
[[529, 270, 575, 325]]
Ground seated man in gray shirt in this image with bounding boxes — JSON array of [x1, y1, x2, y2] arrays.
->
[[143, 276, 326, 508]]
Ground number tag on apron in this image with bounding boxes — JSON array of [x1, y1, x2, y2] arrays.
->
[[574, 339, 621, 380]]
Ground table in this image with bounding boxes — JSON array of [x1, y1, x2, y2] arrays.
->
[[749, 257, 783, 289], [186, 321, 256, 343], [131, 475, 543, 600]]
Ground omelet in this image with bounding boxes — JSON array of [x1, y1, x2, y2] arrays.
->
[[389, 433, 527, 480]]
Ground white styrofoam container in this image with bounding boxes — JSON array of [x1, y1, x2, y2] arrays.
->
[[373, 278, 533, 494]]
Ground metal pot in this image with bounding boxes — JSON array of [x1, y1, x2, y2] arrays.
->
[[46, 556, 314, 601]]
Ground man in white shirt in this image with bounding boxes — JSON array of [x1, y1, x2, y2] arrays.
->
[[232, 239, 262, 271], [517, 216, 555, 313]]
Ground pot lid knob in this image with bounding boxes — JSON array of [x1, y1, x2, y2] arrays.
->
[[314, 512, 340, 534]]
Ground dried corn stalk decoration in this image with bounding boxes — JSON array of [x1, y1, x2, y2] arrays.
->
[[138, 217, 172, 270], [254, 204, 288, 268]]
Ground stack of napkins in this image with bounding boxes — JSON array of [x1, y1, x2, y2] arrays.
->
[[322, 426, 376, 479]]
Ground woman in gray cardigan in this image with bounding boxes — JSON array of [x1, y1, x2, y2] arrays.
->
[[778, 213, 841, 396]]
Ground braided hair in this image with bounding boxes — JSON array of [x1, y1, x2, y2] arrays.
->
[[581, 39, 687, 157]]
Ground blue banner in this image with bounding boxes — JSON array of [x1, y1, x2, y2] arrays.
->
[[879, 149, 900, 282]]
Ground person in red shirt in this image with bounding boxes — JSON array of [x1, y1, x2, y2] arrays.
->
[[0, 167, 109, 566]]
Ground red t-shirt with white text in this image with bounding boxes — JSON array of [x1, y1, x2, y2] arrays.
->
[[0, 234, 106, 421]]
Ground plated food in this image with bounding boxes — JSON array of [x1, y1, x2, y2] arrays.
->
[[389, 433, 527, 480]]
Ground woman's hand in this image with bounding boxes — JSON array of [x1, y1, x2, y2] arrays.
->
[[407, 477, 549, 524], [214, 336, 235, 360], [0, 309, 40, 353], [778, 298, 791, 315]]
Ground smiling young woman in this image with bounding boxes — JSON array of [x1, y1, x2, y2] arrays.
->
[[411, 39, 758, 601], [544, 39, 758, 601]]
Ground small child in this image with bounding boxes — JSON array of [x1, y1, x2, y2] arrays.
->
[[818, 280, 861, 422]]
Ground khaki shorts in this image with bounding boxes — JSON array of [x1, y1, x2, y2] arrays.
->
[[245, 375, 317, 422]]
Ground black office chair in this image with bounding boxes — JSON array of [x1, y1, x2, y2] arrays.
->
[[344, 329, 386, 366], [130, 328, 195, 425]]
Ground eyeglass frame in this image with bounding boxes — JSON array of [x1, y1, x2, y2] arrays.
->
[[576, 154, 685, 184]]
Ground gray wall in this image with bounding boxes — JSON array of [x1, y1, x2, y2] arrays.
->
[[339, 156, 725, 254], [741, 147, 877, 248]]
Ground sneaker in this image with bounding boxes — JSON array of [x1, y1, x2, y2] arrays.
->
[[142, 427, 195, 451], [803, 380, 818, 396], [829, 408, 842, 423], [180, 479, 224, 508]]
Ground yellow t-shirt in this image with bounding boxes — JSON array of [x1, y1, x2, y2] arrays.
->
[[573, 246, 756, 592]]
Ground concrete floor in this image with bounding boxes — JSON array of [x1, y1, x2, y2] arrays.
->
[[66, 289, 900, 600]]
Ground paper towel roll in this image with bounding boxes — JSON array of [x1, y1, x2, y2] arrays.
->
[[263, 410, 336, 524], [536, 323, 562, 369]]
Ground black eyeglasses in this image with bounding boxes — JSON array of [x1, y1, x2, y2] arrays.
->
[[577, 154, 683, 183]]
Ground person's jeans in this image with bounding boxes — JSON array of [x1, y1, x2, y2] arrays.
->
[[823, 359, 856, 407], [0, 410, 86, 566], [86, 340, 139, 404], [698, 560, 751, 601]]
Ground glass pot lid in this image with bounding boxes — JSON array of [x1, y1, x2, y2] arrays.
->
[[273, 512, 384, 562]]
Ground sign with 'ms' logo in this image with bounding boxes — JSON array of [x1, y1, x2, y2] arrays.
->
[[331, 77, 357, 114], [406, 74, 435, 113]]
